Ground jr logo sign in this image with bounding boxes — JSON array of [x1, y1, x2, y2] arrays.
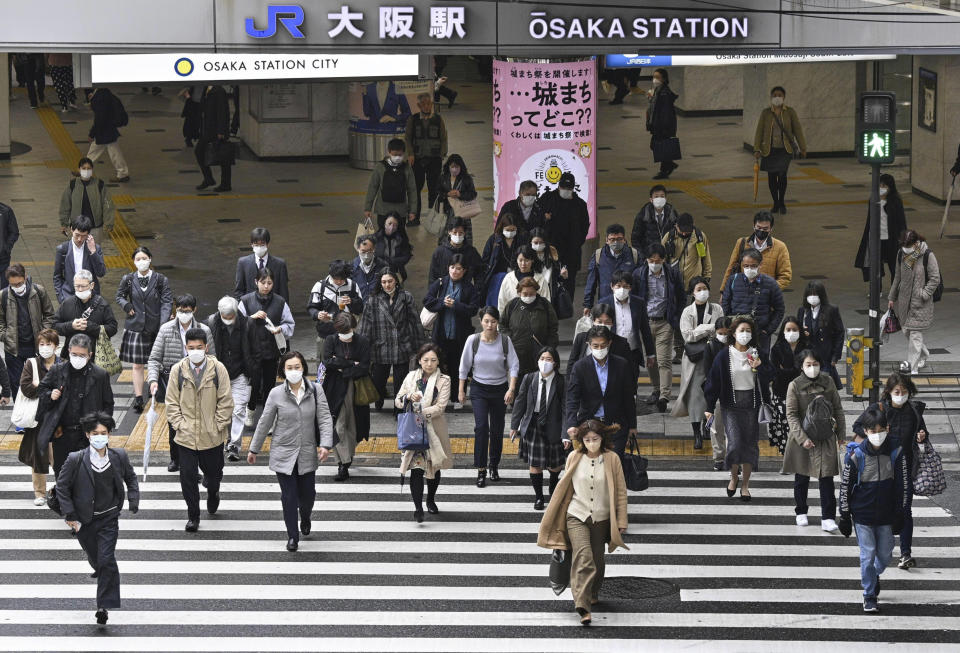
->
[[245, 5, 306, 38]]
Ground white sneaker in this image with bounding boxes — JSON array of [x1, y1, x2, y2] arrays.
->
[[33, 496, 46, 506], [821, 518, 839, 532], [899, 361, 911, 373], [244, 407, 256, 427], [795, 514, 808, 527]]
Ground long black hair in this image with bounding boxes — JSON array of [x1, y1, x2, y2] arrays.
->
[[879, 173, 900, 201], [443, 153, 469, 179]]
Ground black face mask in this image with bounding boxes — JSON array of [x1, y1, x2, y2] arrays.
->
[[754, 229, 770, 242]]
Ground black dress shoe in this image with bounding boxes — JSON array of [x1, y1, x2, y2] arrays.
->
[[167, 460, 179, 473], [196, 179, 215, 190], [713, 461, 724, 471], [95, 608, 108, 625], [213, 185, 232, 193], [779, 204, 787, 215], [476, 469, 486, 488], [657, 398, 668, 413], [693, 432, 704, 450], [652, 171, 668, 180], [286, 538, 298, 552], [740, 490, 752, 502], [132, 395, 145, 414], [534, 498, 545, 511], [414, 508, 424, 523], [185, 519, 199, 532], [426, 500, 439, 515], [334, 463, 350, 481], [300, 518, 311, 536], [489, 467, 500, 481], [645, 390, 660, 405], [207, 491, 220, 515]]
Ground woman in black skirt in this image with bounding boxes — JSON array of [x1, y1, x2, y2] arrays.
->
[[115, 246, 173, 413], [510, 346, 568, 510]]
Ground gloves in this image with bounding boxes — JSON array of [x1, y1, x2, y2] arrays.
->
[[838, 516, 852, 538], [892, 514, 904, 535]]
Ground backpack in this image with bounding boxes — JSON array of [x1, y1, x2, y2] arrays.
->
[[665, 227, 706, 266], [595, 246, 639, 266], [801, 393, 836, 442], [175, 361, 221, 393], [380, 163, 408, 204], [470, 333, 510, 369], [896, 249, 943, 302], [111, 93, 129, 127]]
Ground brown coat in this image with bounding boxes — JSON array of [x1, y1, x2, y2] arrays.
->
[[720, 236, 793, 292], [753, 106, 806, 157], [537, 450, 629, 553]]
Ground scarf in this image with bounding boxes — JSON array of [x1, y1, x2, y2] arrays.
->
[[442, 278, 461, 340], [903, 241, 925, 269]]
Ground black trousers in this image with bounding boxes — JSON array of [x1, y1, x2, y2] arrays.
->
[[412, 156, 442, 219], [249, 357, 279, 409], [371, 362, 409, 405], [52, 426, 86, 480], [167, 422, 180, 464], [194, 140, 233, 188], [77, 512, 121, 609], [794, 474, 836, 520], [23, 65, 45, 107], [470, 382, 508, 469], [437, 334, 469, 379], [276, 464, 316, 541], [178, 444, 225, 521]]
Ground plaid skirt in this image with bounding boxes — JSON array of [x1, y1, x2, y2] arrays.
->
[[518, 422, 565, 469], [119, 329, 154, 364]]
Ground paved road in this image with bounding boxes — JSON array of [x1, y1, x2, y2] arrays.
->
[[0, 459, 958, 651]]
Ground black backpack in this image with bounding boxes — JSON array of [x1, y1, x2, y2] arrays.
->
[[111, 93, 129, 128], [801, 393, 836, 442], [380, 163, 407, 204]]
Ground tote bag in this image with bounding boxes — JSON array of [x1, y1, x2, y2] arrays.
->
[[96, 325, 123, 376], [624, 433, 649, 492], [397, 402, 429, 451], [11, 358, 40, 428]]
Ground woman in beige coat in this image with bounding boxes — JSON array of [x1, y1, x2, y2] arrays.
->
[[395, 342, 453, 523], [753, 85, 806, 214], [537, 420, 628, 626], [888, 230, 941, 375], [782, 349, 845, 532]]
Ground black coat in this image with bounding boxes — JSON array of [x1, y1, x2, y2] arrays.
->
[[428, 241, 483, 286], [88, 88, 120, 145], [538, 190, 590, 271], [36, 361, 114, 450], [511, 371, 565, 443], [423, 276, 480, 343], [797, 304, 845, 365], [630, 201, 679, 254], [564, 353, 637, 432], [206, 312, 262, 381], [647, 85, 678, 139], [374, 229, 413, 280], [770, 337, 804, 399], [852, 397, 926, 474], [854, 195, 907, 281], [497, 197, 546, 233], [235, 254, 290, 305], [703, 347, 772, 412], [321, 333, 372, 437], [53, 294, 118, 360], [199, 85, 231, 141], [480, 233, 524, 290], [56, 447, 139, 524], [0, 202, 20, 264]]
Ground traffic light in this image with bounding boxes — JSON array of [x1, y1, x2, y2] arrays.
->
[[857, 92, 896, 164]]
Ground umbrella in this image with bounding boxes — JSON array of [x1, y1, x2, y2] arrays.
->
[[143, 396, 158, 483], [939, 175, 958, 239], [753, 161, 760, 202]]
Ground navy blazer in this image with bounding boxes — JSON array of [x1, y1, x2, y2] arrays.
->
[[234, 254, 290, 305], [53, 240, 107, 303], [632, 262, 685, 330], [598, 293, 655, 357], [511, 371, 565, 443], [564, 353, 637, 433]]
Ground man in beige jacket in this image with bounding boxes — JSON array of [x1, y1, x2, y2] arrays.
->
[[165, 327, 234, 532]]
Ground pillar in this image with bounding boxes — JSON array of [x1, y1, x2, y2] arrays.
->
[[910, 56, 960, 203], [673, 65, 743, 116], [239, 82, 350, 158], [0, 55, 11, 158]]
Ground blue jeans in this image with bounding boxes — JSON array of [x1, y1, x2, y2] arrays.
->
[[854, 522, 894, 599], [470, 382, 507, 469]]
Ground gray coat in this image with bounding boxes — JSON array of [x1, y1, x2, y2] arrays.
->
[[672, 301, 723, 419], [250, 380, 335, 475], [889, 244, 940, 332], [781, 372, 845, 478], [147, 318, 215, 383]]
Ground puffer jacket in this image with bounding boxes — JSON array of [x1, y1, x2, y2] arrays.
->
[[582, 245, 640, 308], [889, 243, 940, 332], [720, 271, 785, 335], [839, 437, 909, 526], [165, 356, 233, 451], [146, 318, 215, 383]]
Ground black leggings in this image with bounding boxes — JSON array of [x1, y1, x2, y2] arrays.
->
[[768, 171, 788, 204]]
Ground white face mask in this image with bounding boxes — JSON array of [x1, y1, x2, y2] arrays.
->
[[771, 96, 784, 107], [803, 365, 820, 379], [520, 295, 536, 304], [10, 284, 26, 296], [69, 354, 88, 370], [187, 349, 206, 365], [388, 154, 404, 166], [806, 295, 821, 307], [879, 187, 888, 197], [867, 430, 888, 448], [38, 344, 56, 359], [613, 287, 630, 301], [735, 331, 752, 346], [890, 393, 908, 407], [538, 360, 554, 376], [75, 289, 92, 301], [252, 245, 268, 258], [450, 234, 464, 245], [648, 262, 662, 274], [502, 229, 517, 239], [220, 315, 235, 326], [177, 311, 193, 325], [79, 169, 93, 180], [521, 195, 536, 207], [591, 347, 608, 361], [359, 251, 374, 263], [338, 331, 354, 342], [652, 78, 662, 87], [89, 434, 109, 450], [285, 369, 303, 385], [694, 290, 710, 303], [135, 259, 151, 273], [716, 334, 728, 344], [743, 267, 759, 281], [652, 197, 667, 210], [558, 189, 573, 200], [583, 439, 602, 453], [901, 246, 914, 255], [784, 330, 800, 343], [593, 322, 608, 328], [531, 242, 546, 252]]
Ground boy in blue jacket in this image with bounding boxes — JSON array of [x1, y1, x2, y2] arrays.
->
[[838, 405, 910, 613]]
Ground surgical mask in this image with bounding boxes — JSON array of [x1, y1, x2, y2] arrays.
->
[[503, 229, 517, 239], [449, 166, 461, 176], [252, 245, 268, 258], [784, 330, 800, 343], [806, 295, 821, 307], [338, 331, 354, 342], [520, 295, 536, 304], [538, 360, 554, 375], [220, 316, 235, 326], [558, 189, 573, 200], [593, 322, 608, 328], [771, 96, 784, 107], [694, 290, 710, 303], [79, 169, 93, 181], [450, 234, 464, 245], [10, 284, 26, 296], [879, 187, 888, 197], [754, 229, 769, 242], [89, 434, 109, 450], [716, 334, 729, 344], [803, 365, 820, 379], [652, 197, 666, 210], [609, 241, 624, 253], [359, 252, 374, 263], [583, 439, 602, 453], [735, 331, 752, 346], [648, 262, 662, 274], [388, 155, 404, 166], [743, 267, 759, 280], [590, 347, 609, 360], [75, 289, 92, 301], [385, 223, 396, 235], [521, 195, 536, 207], [38, 344, 56, 359], [177, 311, 193, 325], [187, 349, 206, 365], [890, 393, 908, 407], [901, 246, 914, 255], [69, 355, 88, 370], [613, 287, 630, 301], [531, 242, 546, 252], [867, 430, 888, 448], [135, 259, 151, 273], [652, 78, 662, 87], [285, 369, 303, 385]]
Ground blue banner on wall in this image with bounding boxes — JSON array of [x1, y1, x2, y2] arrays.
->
[[605, 55, 671, 68]]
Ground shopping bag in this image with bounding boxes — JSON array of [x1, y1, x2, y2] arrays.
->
[[353, 375, 380, 406], [355, 216, 376, 245], [11, 358, 40, 429], [574, 315, 593, 337], [422, 197, 447, 236], [624, 433, 649, 492], [96, 326, 123, 376], [549, 549, 572, 595], [913, 440, 947, 496], [448, 196, 482, 219], [397, 403, 429, 451]]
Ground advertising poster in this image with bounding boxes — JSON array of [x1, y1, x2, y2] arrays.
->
[[492, 58, 597, 237], [349, 79, 432, 134]]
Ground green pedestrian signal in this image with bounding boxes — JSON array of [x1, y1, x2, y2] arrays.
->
[[860, 130, 893, 163]]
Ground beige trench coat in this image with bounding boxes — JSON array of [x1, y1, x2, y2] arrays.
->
[[781, 373, 845, 478], [395, 369, 453, 479]]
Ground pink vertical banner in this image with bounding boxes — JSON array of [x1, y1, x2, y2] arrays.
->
[[492, 58, 597, 238]]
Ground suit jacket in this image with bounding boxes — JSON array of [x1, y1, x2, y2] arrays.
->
[[56, 447, 139, 524], [36, 361, 114, 450], [598, 293, 655, 357], [53, 240, 107, 303], [115, 271, 173, 337], [234, 254, 290, 304], [511, 371, 565, 443], [564, 354, 637, 432], [567, 331, 634, 377], [199, 85, 231, 141]]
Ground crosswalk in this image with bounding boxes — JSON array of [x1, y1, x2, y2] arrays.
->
[[0, 461, 958, 651]]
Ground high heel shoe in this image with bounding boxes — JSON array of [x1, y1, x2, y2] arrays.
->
[[740, 489, 752, 502], [414, 508, 424, 523], [726, 476, 739, 498]]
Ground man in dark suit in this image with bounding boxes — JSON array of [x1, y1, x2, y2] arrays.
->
[[564, 325, 638, 458], [195, 85, 232, 192], [234, 227, 290, 302], [52, 215, 107, 303], [599, 269, 656, 387]]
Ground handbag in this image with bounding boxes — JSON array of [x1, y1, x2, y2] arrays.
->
[[883, 310, 902, 334], [683, 340, 709, 363], [549, 549, 572, 596], [11, 358, 41, 429], [353, 375, 380, 406], [355, 216, 376, 245], [913, 440, 947, 496], [397, 401, 429, 451], [624, 433, 649, 492], [204, 139, 237, 167], [651, 137, 682, 163], [448, 195, 482, 220], [758, 402, 776, 425], [552, 283, 574, 320], [422, 196, 447, 236], [420, 306, 438, 331], [96, 325, 123, 376]]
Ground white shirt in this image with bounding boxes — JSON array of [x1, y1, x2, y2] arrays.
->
[[879, 200, 889, 241], [535, 371, 555, 410], [614, 299, 637, 348], [810, 306, 821, 321], [256, 254, 269, 271], [729, 347, 756, 391], [752, 236, 770, 252], [288, 381, 305, 405], [71, 241, 85, 277], [89, 445, 110, 472], [178, 320, 193, 355], [567, 455, 610, 522]]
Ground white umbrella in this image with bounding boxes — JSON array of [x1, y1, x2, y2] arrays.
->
[[142, 396, 158, 483], [939, 175, 957, 239]]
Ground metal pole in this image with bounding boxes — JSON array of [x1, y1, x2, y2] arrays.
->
[[868, 163, 882, 403]]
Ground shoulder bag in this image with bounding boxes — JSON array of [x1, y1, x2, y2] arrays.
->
[[397, 400, 429, 451], [772, 110, 802, 159], [624, 433, 650, 492], [353, 375, 380, 406], [11, 358, 40, 429], [96, 324, 123, 376]]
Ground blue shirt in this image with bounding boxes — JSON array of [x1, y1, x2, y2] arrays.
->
[[646, 270, 667, 319], [593, 356, 609, 419]]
